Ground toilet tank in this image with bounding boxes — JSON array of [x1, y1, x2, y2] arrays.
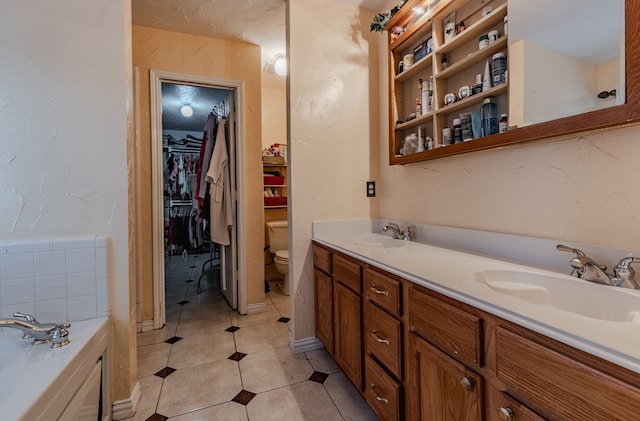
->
[[266, 220, 288, 252]]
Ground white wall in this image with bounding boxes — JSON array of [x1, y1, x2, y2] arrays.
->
[[288, 0, 379, 341], [0, 0, 134, 404], [261, 85, 287, 149]]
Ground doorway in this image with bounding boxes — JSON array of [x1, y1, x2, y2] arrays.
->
[[150, 70, 246, 329]]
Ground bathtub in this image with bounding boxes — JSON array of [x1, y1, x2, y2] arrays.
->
[[0, 317, 110, 420]]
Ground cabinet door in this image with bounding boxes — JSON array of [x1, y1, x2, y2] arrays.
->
[[408, 333, 483, 421], [333, 281, 363, 390], [314, 268, 334, 353]]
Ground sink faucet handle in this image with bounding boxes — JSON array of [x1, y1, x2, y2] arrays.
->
[[13, 312, 38, 323], [556, 244, 586, 257], [613, 257, 640, 289], [401, 225, 415, 241]]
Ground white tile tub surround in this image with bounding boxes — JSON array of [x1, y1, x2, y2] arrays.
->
[[0, 236, 110, 322]]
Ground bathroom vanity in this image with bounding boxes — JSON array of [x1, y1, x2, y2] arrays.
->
[[313, 223, 640, 420]]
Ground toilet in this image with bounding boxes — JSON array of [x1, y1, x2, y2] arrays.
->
[[266, 220, 289, 295]]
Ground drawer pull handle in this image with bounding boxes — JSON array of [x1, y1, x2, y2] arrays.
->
[[370, 285, 389, 296], [498, 407, 514, 421], [371, 330, 390, 345], [370, 384, 389, 404], [460, 376, 474, 391]]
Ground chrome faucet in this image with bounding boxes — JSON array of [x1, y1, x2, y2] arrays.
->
[[382, 222, 415, 241], [0, 312, 71, 347], [557, 244, 640, 289]]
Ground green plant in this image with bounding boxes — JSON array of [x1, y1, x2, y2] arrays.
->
[[370, 0, 408, 32]]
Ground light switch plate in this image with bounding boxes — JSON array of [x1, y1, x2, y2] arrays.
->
[[366, 181, 375, 197]]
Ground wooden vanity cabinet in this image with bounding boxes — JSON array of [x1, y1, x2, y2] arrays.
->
[[313, 242, 640, 420], [332, 253, 364, 390], [313, 244, 333, 352]]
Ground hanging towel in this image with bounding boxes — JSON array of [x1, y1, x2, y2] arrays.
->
[[196, 114, 217, 206], [206, 119, 233, 245]]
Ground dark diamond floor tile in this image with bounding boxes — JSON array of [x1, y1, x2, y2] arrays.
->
[[228, 351, 247, 361], [309, 371, 329, 384], [185, 279, 194, 283], [277, 317, 290, 323], [189, 265, 196, 268], [177, 300, 190, 305], [225, 325, 240, 333], [145, 414, 168, 421], [154, 367, 176, 378], [232, 389, 256, 405], [164, 336, 182, 344]]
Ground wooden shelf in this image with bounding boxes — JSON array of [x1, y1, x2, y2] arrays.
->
[[436, 36, 507, 79], [435, 83, 507, 115]]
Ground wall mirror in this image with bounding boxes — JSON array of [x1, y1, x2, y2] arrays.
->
[[508, 0, 625, 128]]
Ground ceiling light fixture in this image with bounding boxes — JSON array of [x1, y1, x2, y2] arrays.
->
[[180, 104, 193, 117], [412, 6, 425, 15], [274, 53, 287, 76]]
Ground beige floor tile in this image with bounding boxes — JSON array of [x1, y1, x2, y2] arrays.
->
[[247, 381, 343, 421], [324, 372, 378, 421], [272, 299, 291, 318], [267, 287, 290, 303], [165, 305, 183, 322], [230, 303, 282, 328], [305, 348, 341, 374], [120, 375, 164, 421], [180, 297, 230, 319], [137, 320, 178, 347], [157, 359, 242, 418], [175, 310, 232, 338], [137, 342, 172, 377], [168, 331, 236, 369], [240, 345, 314, 394], [233, 322, 290, 354], [168, 401, 248, 421]]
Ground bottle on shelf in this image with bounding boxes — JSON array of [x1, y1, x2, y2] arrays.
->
[[499, 113, 509, 133], [481, 98, 498, 136], [421, 79, 429, 115], [453, 118, 463, 143]]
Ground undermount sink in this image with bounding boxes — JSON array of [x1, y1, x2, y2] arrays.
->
[[476, 269, 640, 323], [353, 234, 406, 248]]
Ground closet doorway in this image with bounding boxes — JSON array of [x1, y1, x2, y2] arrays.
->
[[150, 70, 246, 329]]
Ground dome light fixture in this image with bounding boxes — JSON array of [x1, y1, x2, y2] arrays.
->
[[274, 53, 287, 76], [180, 104, 193, 117]]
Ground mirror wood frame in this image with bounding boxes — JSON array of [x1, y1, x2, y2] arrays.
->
[[389, 1, 640, 164]]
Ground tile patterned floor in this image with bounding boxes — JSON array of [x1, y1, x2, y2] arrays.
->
[[124, 252, 378, 421]]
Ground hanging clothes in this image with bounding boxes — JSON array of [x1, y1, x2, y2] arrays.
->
[[206, 118, 233, 245], [196, 114, 217, 207]]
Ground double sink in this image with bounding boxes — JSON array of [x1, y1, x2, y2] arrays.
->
[[352, 233, 640, 325]]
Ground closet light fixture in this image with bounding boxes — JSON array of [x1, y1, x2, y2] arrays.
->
[[274, 53, 287, 76], [180, 104, 193, 117]]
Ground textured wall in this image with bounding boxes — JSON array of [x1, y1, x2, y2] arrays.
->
[[288, 0, 380, 341], [0, 0, 134, 403], [131, 25, 265, 319], [261, 85, 287, 149]]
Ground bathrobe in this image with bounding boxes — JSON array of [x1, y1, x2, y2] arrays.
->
[[205, 119, 233, 245]]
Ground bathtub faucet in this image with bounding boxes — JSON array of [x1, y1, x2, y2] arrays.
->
[[0, 312, 71, 347]]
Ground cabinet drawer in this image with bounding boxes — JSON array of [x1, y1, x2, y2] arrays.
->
[[364, 355, 402, 421], [496, 393, 546, 421], [312, 244, 332, 274], [334, 254, 362, 293], [364, 300, 402, 379], [409, 286, 483, 367], [365, 268, 402, 317], [496, 327, 640, 420]]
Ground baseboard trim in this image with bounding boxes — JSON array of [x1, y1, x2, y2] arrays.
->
[[111, 381, 141, 420], [140, 319, 154, 332], [289, 335, 324, 354], [246, 302, 267, 314]]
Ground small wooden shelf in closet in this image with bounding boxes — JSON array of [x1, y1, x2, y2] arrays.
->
[[263, 162, 287, 209]]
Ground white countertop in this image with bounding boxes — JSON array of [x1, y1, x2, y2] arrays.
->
[[312, 220, 640, 374], [0, 317, 109, 420]]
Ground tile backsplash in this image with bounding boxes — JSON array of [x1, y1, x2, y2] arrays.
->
[[0, 236, 110, 322]]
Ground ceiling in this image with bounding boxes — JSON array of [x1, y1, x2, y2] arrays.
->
[[133, 0, 388, 132]]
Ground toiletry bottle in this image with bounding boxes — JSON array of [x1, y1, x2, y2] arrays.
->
[[481, 98, 498, 136], [416, 96, 422, 115], [426, 137, 433, 150], [421, 79, 429, 115], [417, 126, 425, 152], [483, 60, 492, 91], [499, 113, 508, 133], [453, 118, 462, 143], [473, 74, 483, 95], [492, 52, 506, 86], [442, 127, 453, 145], [427, 76, 434, 112]]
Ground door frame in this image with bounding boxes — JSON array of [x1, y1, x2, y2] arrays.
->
[[149, 69, 247, 328]]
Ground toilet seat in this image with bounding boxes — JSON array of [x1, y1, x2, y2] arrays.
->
[[274, 249, 289, 262]]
